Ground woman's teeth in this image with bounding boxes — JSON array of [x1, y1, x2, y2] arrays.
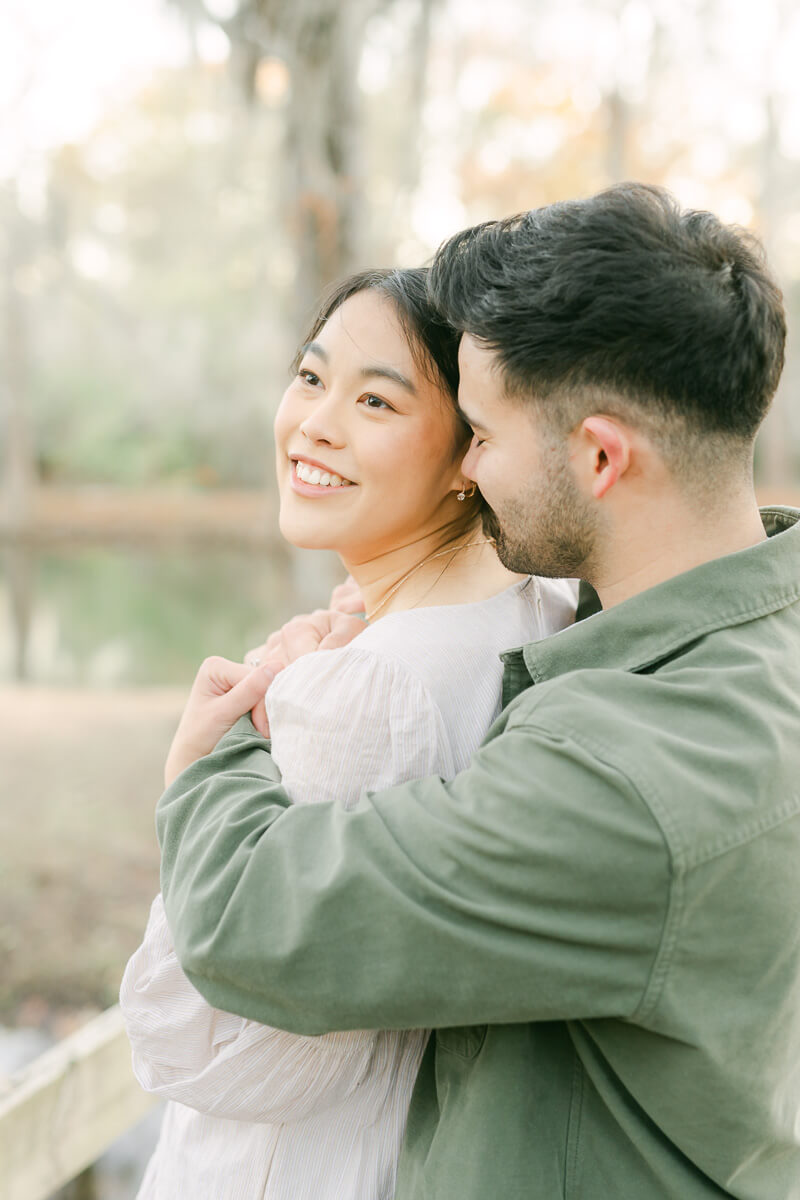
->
[[294, 461, 352, 488]]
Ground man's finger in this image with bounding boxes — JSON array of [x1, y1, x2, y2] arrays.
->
[[250, 695, 270, 739]]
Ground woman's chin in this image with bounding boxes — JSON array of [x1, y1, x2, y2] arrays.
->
[[278, 517, 340, 553]]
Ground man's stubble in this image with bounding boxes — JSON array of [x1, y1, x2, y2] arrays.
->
[[482, 443, 599, 581]]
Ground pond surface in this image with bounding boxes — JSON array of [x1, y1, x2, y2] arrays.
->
[[0, 542, 337, 687]]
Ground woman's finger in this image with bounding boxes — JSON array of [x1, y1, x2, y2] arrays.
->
[[280, 614, 329, 661], [218, 663, 275, 724], [265, 629, 283, 653], [329, 576, 365, 614], [319, 613, 367, 650], [198, 655, 254, 696], [244, 629, 284, 667]]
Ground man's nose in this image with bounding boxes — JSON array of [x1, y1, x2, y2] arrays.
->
[[461, 438, 479, 478]]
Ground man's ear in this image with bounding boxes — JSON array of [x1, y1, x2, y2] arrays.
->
[[578, 415, 632, 500]]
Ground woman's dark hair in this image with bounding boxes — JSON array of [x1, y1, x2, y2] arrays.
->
[[294, 268, 484, 515], [428, 183, 786, 471]]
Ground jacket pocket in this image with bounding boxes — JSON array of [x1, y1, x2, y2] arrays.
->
[[436, 1025, 488, 1060]]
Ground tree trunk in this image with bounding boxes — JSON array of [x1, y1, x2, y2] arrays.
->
[[281, 0, 373, 326], [3, 544, 34, 682], [1, 209, 37, 532]]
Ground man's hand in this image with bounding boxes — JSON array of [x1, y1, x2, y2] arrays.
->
[[165, 657, 275, 788]]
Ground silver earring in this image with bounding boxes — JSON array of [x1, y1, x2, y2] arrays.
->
[[457, 483, 475, 502], [457, 490, 466, 502]]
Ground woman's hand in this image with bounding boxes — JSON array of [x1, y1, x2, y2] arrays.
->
[[164, 657, 275, 788], [246, 609, 366, 666], [243, 608, 366, 741], [329, 575, 365, 615]]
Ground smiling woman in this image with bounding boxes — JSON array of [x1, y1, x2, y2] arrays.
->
[[272, 269, 497, 617], [119, 265, 578, 1200]]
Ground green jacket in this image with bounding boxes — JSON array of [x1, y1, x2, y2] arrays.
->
[[158, 507, 800, 1199]]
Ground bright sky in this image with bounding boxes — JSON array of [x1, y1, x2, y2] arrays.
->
[[6, 0, 800, 153], [0, 0, 192, 177]]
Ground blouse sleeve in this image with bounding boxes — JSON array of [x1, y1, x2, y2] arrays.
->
[[265, 644, 456, 805], [120, 646, 448, 1124]]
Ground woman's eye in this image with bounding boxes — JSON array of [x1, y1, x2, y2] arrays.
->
[[361, 394, 392, 411], [298, 369, 322, 387], [473, 435, 486, 447]]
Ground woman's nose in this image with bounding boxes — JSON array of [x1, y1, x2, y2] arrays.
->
[[299, 396, 345, 447]]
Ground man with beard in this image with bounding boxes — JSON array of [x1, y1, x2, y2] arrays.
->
[[153, 184, 800, 1198]]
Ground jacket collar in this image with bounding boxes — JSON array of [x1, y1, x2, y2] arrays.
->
[[505, 506, 800, 687]]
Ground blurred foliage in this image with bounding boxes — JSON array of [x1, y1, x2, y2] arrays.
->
[[22, 66, 289, 487]]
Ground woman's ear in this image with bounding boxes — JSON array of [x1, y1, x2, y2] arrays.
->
[[444, 439, 474, 498]]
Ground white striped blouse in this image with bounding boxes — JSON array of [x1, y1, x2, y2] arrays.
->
[[120, 574, 578, 1200]]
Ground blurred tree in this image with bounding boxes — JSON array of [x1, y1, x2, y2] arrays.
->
[[1, 194, 37, 530], [166, 0, 432, 323]]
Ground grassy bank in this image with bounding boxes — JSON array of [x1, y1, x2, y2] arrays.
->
[[0, 686, 184, 1024]]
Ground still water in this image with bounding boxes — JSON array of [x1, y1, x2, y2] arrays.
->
[[0, 541, 336, 686]]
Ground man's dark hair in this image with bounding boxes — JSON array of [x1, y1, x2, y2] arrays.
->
[[428, 184, 786, 470]]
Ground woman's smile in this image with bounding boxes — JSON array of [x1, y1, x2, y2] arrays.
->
[[289, 454, 357, 496], [274, 289, 467, 561]]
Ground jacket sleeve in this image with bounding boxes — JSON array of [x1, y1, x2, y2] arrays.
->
[[123, 649, 446, 1121], [157, 696, 672, 1037], [120, 893, 388, 1123]]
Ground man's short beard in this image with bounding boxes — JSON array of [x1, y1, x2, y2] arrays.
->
[[481, 469, 598, 580], [481, 504, 503, 546]]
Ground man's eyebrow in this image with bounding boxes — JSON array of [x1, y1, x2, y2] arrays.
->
[[300, 340, 328, 361], [456, 405, 487, 431], [360, 365, 416, 394]]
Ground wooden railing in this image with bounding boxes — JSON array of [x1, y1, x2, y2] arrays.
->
[[0, 1006, 157, 1200]]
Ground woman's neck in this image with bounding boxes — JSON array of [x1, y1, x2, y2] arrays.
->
[[343, 525, 525, 622]]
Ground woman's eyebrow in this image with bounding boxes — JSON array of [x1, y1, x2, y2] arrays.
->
[[361, 365, 416, 394], [300, 340, 328, 361], [300, 344, 414, 394]]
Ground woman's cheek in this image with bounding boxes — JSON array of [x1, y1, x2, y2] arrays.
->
[[273, 393, 294, 449]]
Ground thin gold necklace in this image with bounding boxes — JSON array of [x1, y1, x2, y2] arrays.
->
[[364, 538, 493, 622]]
